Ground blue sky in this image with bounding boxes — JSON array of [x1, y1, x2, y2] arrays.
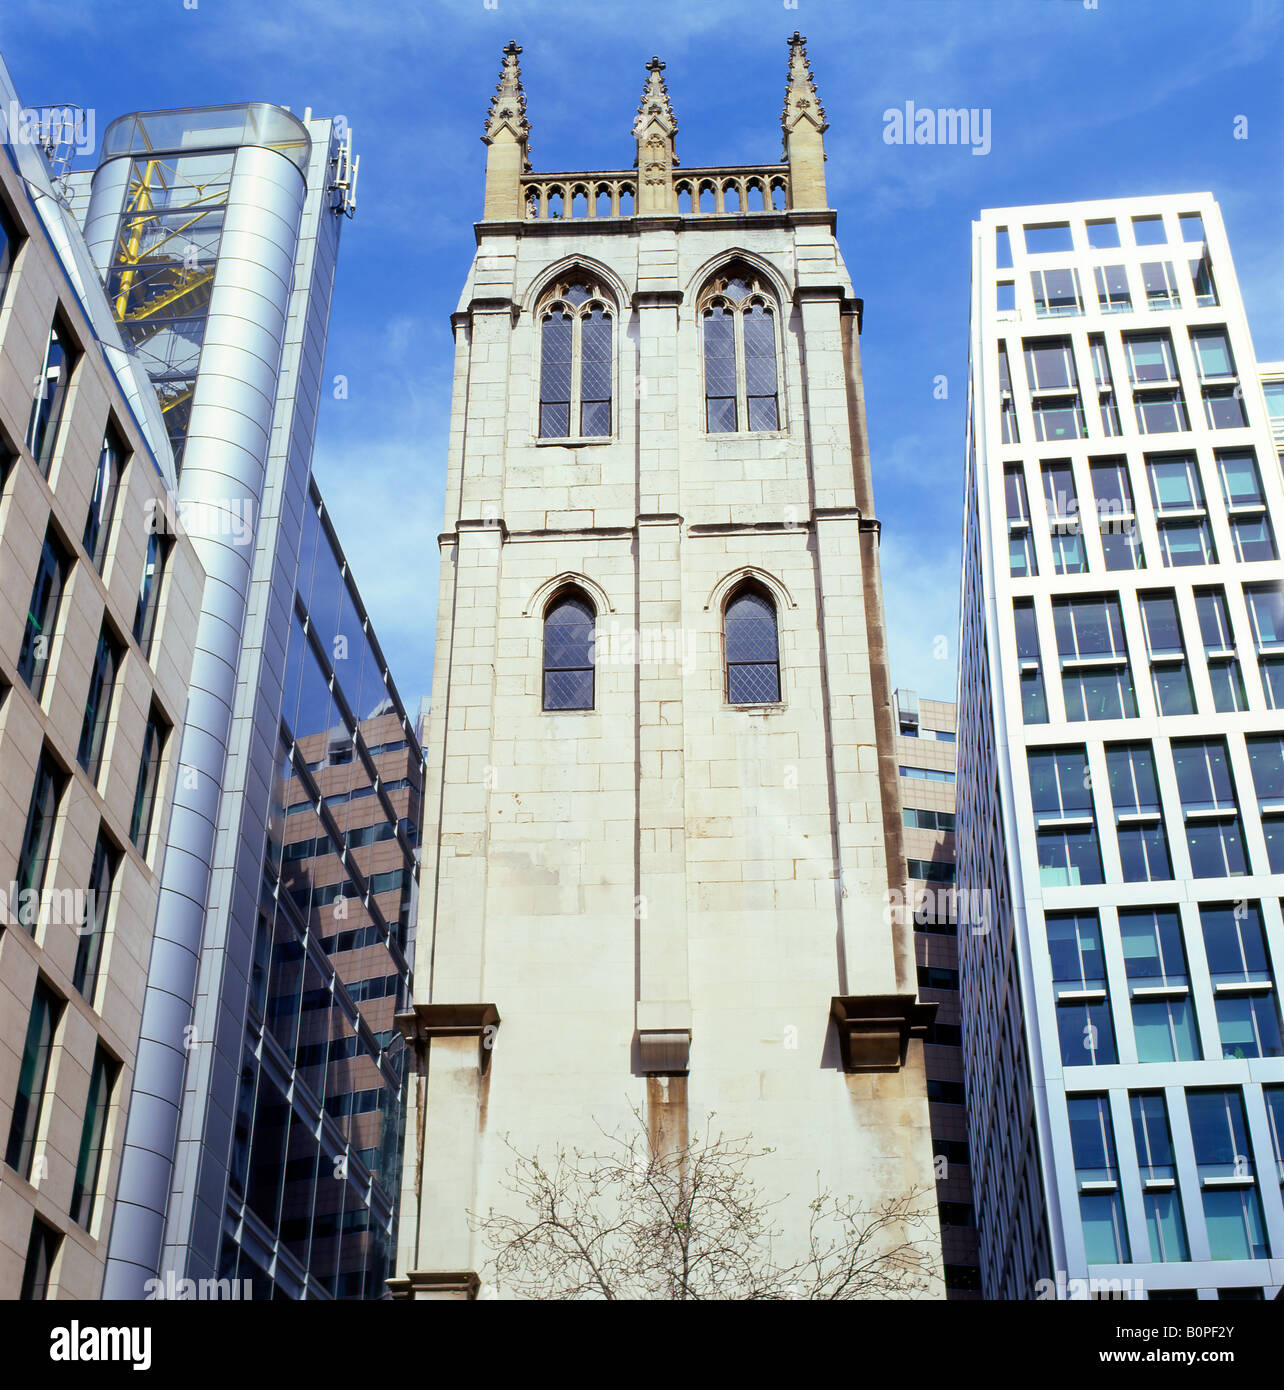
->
[[2, 0, 1282, 707]]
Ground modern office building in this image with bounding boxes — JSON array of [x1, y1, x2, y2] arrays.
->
[[0, 57, 418, 1299], [958, 193, 1284, 1299], [393, 37, 943, 1299], [893, 689, 980, 1296], [0, 61, 204, 1299], [70, 100, 420, 1301]]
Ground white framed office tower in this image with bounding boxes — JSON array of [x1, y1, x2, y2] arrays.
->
[[392, 37, 943, 1299], [958, 193, 1284, 1300]]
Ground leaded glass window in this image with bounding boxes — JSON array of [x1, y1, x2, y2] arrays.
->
[[725, 585, 780, 704], [537, 277, 614, 439], [700, 265, 781, 433], [543, 591, 595, 710]]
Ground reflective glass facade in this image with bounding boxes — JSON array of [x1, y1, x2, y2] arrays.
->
[[219, 485, 420, 1299]]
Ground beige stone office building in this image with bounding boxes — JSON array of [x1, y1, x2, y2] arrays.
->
[[892, 689, 980, 1296], [0, 73, 202, 1299], [393, 36, 943, 1299]]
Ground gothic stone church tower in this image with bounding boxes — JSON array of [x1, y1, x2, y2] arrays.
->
[[392, 36, 943, 1299]]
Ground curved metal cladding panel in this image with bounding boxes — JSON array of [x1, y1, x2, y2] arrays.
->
[[102, 143, 307, 1299]]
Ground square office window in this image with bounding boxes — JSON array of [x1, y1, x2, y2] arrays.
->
[[1036, 824, 1103, 887], [1133, 997, 1199, 1062], [1179, 212, 1206, 242], [1230, 516, 1277, 564], [1124, 332, 1176, 384], [1191, 328, 1235, 380], [1034, 399, 1086, 443], [1024, 221, 1074, 254], [1172, 737, 1240, 811], [1203, 387, 1247, 430], [1120, 907, 1190, 990], [1214, 994, 1283, 1061], [1135, 390, 1189, 434], [1200, 902, 1273, 987], [1217, 449, 1264, 507], [1141, 261, 1181, 309], [1156, 518, 1215, 567], [1132, 215, 1167, 246], [996, 281, 1015, 313], [1203, 1188, 1269, 1261], [1263, 381, 1284, 420], [1025, 338, 1078, 392], [6, 979, 64, 1178], [1086, 218, 1120, 249], [1057, 999, 1118, 1067], [1143, 1188, 1191, 1263], [996, 227, 1012, 268], [1245, 583, 1284, 647], [1126, 928, 1198, 1056], [1047, 911, 1107, 991], [1094, 264, 1131, 312], [1031, 267, 1084, 317]]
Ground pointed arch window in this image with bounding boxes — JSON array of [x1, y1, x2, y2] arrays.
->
[[724, 583, 781, 704], [700, 265, 781, 434], [543, 590, 596, 710], [538, 276, 615, 439]]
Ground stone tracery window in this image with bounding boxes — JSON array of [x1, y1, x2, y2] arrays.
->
[[537, 275, 614, 439], [699, 263, 781, 433]]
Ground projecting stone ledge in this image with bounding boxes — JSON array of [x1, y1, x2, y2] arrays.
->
[[830, 994, 937, 1073], [396, 1003, 501, 1073], [387, 1271, 481, 1301]]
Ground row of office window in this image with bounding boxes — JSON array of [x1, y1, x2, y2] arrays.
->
[[1047, 903, 1284, 1065], [998, 325, 1262, 449], [536, 260, 784, 442], [1013, 585, 1284, 723], [998, 212, 1207, 264], [1027, 735, 1284, 886], [1005, 450, 1277, 579], [1068, 1088, 1282, 1266], [1000, 254, 1218, 320], [6, 974, 118, 1270]]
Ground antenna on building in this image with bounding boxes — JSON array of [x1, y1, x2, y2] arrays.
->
[[330, 129, 359, 217]]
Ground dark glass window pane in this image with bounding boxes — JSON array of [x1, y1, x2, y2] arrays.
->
[[6, 981, 63, 1177], [543, 593, 594, 711], [579, 309, 612, 437], [27, 320, 73, 472], [725, 588, 780, 704], [19, 532, 70, 696], [70, 1048, 116, 1226], [130, 710, 167, 849], [82, 430, 123, 570], [16, 754, 65, 906], [20, 1219, 60, 1300], [539, 312, 573, 438], [78, 629, 121, 779], [133, 533, 166, 657], [704, 307, 737, 432], [73, 837, 118, 999]]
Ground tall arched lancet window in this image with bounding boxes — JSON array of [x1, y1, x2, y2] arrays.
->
[[699, 264, 781, 434], [543, 589, 596, 710], [724, 583, 780, 704], [538, 275, 614, 439]]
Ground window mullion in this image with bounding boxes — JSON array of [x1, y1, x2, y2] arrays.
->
[[570, 312, 583, 437]]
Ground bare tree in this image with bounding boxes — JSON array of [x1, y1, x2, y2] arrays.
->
[[471, 1108, 939, 1300]]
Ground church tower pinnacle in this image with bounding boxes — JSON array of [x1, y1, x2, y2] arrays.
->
[[481, 40, 531, 220], [781, 31, 828, 208], [633, 56, 678, 215]]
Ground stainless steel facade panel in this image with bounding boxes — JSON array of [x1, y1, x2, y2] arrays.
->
[[101, 136, 308, 1298]]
